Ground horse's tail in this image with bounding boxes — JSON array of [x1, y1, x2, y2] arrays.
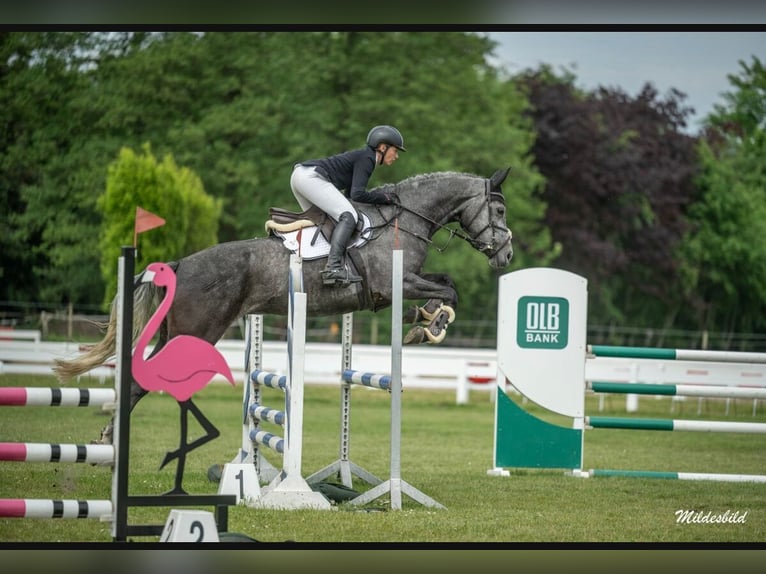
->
[[52, 278, 162, 383]]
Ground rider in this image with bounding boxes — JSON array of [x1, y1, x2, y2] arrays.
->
[[290, 125, 406, 286]]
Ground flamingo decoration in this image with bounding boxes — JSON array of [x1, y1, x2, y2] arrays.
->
[[132, 262, 235, 494], [133, 262, 235, 400]]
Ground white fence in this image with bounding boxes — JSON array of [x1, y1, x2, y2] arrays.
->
[[4, 338, 764, 413], [0, 338, 497, 402]]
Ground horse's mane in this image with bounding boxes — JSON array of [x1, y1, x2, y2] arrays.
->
[[370, 171, 478, 194]]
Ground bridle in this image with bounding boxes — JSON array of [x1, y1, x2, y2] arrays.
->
[[370, 178, 512, 257]]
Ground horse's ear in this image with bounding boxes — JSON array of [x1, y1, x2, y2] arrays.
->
[[490, 167, 512, 189]]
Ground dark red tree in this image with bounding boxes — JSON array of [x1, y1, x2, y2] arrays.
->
[[518, 68, 699, 324]]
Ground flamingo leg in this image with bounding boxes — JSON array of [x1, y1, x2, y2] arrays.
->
[[160, 399, 221, 495]]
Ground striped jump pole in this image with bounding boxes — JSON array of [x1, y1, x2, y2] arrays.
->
[[251, 371, 288, 392], [586, 416, 766, 433], [0, 498, 113, 519], [341, 369, 392, 391], [248, 403, 286, 453], [231, 313, 280, 484], [250, 404, 286, 426], [248, 430, 285, 454], [0, 442, 115, 464], [0, 387, 116, 408], [0, 258, 123, 526], [589, 344, 766, 364], [579, 469, 766, 483], [245, 374, 291, 485], [589, 381, 766, 400]]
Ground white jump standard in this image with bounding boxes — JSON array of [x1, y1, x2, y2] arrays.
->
[[309, 249, 444, 510], [234, 254, 332, 510]]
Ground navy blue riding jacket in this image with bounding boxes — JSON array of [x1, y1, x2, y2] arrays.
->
[[301, 146, 394, 204]]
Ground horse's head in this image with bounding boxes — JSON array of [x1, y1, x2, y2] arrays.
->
[[459, 167, 514, 269], [374, 169, 514, 269]]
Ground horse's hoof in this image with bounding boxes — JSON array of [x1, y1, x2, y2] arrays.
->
[[440, 305, 456, 324], [424, 328, 447, 344], [403, 326, 427, 345], [403, 305, 422, 324]]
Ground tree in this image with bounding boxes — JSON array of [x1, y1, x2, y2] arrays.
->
[[678, 56, 766, 335], [98, 144, 222, 305], [2, 31, 551, 325], [0, 32, 103, 305], [518, 65, 699, 327]]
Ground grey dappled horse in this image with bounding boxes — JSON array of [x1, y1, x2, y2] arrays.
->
[[54, 168, 514, 440]]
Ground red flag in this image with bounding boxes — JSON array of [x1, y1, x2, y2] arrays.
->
[[133, 206, 166, 247]]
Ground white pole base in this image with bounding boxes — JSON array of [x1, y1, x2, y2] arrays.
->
[[249, 474, 333, 510]]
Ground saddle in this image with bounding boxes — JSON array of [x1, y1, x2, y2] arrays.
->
[[265, 204, 336, 244], [265, 204, 367, 247]]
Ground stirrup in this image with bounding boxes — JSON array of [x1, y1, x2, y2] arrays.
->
[[321, 266, 362, 286]]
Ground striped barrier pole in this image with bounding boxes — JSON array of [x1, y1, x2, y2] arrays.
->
[[588, 345, 766, 364], [249, 404, 286, 426], [0, 442, 114, 464], [248, 430, 285, 454], [589, 381, 766, 400], [341, 369, 392, 391], [584, 469, 766, 483], [251, 370, 287, 392], [0, 498, 113, 519], [586, 416, 766, 433], [0, 387, 116, 408]]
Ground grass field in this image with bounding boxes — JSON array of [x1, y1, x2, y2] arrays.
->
[[2, 373, 766, 545]]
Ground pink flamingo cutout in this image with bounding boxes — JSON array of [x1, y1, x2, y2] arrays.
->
[[132, 262, 234, 401], [132, 262, 235, 494]]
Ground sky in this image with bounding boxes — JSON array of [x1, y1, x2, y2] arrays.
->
[[487, 31, 765, 133]]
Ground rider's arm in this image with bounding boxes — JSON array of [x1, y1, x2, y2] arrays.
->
[[349, 154, 397, 205]]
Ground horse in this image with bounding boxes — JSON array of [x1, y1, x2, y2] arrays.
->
[[53, 168, 514, 441]]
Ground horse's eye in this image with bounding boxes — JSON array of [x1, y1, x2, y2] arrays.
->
[[496, 205, 506, 217]]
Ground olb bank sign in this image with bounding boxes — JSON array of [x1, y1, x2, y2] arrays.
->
[[516, 296, 569, 349]]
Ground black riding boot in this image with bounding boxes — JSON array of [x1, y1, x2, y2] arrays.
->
[[321, 212, 362, 286]]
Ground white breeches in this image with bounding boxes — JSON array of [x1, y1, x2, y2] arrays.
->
[[290, 165, 358, 223]]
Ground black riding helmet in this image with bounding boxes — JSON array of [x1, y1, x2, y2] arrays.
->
[[366, 125, 407, 152]]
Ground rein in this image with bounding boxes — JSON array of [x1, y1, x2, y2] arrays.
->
[[367, 179, 511, 257]]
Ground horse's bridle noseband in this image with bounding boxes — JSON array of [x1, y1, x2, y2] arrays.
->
[[458, 179, 512, 258]]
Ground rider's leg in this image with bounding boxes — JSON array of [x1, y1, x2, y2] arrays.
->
[[321, 211, 362, 285], [290, 165, 361, 285]]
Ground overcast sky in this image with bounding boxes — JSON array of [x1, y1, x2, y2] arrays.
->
[[487, 31, 765, 133]]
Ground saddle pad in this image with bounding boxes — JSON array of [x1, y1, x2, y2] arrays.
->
[[272, 213, 373, 260]]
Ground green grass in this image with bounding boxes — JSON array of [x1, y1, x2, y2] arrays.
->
[[2, 374, 766, 544]]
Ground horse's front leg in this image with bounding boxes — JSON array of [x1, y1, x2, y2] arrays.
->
[[401, 273, 458, 344]]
